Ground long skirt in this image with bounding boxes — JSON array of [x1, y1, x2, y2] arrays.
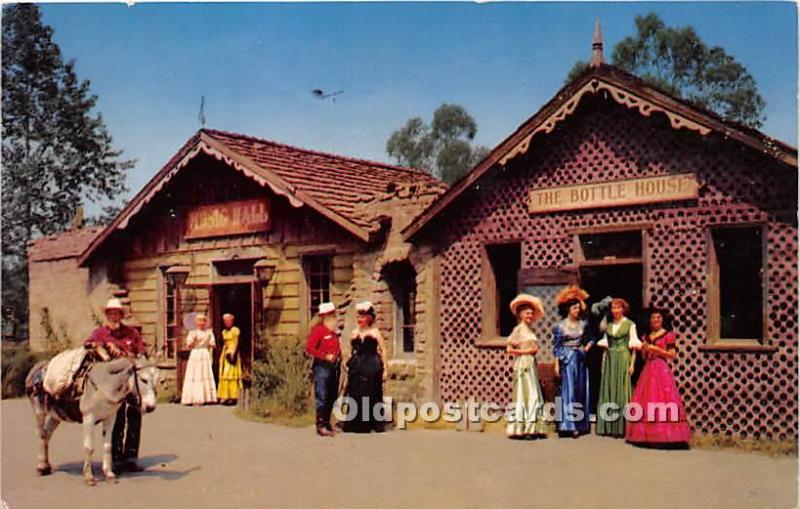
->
[[181, 349, 218, 405], [626, 358, 692, 444], [596, 348, 632, 437], [218, 353, 242, 401], [343, 353, 384, 433], [557, 349, 591, 433], [506, 355, 549, 437]]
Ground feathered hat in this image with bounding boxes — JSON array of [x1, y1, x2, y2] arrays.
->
[[555, 286, 590, 311]]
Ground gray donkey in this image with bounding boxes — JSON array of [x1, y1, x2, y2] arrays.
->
[[25, 356, 159, 485]]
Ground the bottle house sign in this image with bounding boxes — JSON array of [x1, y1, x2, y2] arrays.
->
[[529, 174, 700, 214], [185, 198, 271, 239]]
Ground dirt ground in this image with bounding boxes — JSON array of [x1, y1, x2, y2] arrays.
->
[[1, 399, 797, 509]]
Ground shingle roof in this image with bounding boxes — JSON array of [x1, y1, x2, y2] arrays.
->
[[202, 129, 447, 231], [69, 129, 446, 265], [28, 226, 104, 262]]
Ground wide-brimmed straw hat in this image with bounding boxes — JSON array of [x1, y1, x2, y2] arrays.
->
[[103, 298, 124, 312], [509, 294, 544, 321]]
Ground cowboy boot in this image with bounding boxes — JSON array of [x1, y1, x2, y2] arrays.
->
[[316, 410, 334, 437]]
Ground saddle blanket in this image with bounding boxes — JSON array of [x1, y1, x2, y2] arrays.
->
[[43, 347, 87, 396]]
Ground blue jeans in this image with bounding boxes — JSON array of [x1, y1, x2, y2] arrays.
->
[[313, 360, 340, 414]]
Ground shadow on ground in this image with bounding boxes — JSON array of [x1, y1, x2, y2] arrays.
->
[[56, 454, 199, 481]]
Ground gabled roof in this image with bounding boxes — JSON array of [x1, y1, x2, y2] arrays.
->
[[402, 64, 798, 241], [28, 226, 104, 263], [78, 129, 446, 266]]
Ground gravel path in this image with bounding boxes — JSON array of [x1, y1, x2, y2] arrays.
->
[[1, 399, 796, 509]]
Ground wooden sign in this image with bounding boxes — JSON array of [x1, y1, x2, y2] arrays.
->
[[185, 198, 270, 239], [529, 174, 699, 214]]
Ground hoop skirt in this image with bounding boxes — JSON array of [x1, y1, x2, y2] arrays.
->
[[626, 332, 691, 444]]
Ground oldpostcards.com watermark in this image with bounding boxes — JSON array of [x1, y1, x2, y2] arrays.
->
[[332, 397, 682, 429]]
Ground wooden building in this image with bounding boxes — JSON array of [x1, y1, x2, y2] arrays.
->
[[28, 129, 446, 401], [403, 45, 798, 439]]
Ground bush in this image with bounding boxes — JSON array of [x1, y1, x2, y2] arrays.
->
[[2, 342, 49, 399], [250, 336, 312, 418]]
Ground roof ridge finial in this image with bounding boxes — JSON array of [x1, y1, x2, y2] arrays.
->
[[590, 18, 604, 68]]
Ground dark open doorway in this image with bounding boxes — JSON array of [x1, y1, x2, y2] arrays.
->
[[579, 263, 644, 413], [212, 283, 254, 382]]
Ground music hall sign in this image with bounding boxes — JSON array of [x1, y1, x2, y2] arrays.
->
[[529, 174, 700, 214], [185, 198, 271, 239]]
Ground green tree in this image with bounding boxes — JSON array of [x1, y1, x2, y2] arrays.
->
[[386, 103, 489, 184], [2, 4, 134, 339], [567, 13, 766, 128]]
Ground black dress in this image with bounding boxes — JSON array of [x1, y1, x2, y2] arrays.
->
[[343, 333, 385, 433]]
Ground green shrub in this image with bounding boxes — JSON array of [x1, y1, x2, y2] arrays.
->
[[2, 342, 49, 399], [250, 336, 312, 418]]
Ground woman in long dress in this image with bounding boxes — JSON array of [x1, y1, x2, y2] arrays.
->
[[626, 309, 692, 446], [553, 286, 593, 437], [506, 294, 549, 439], [596, 298, 642, 437], [181, 314, 218, 406], [218, 313, 243, 405], [343, 301, 387, 433]]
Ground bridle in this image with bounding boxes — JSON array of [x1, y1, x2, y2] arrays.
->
[[85, 358, 144, 406]]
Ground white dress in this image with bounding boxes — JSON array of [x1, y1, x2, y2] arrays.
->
[[181, 329, 218, 405]]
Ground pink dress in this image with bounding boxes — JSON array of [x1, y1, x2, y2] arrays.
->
[[626, 331, 692, 444]]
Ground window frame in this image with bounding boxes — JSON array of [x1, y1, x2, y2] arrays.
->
[[477, 240, 522, 348], [159, 267, 178, 362], [391, 265, 417, 359], [705, 223, 769, 347], [302, 252, 333, 325]]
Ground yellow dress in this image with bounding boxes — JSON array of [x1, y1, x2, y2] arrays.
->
[[218, 326, 243, 400]]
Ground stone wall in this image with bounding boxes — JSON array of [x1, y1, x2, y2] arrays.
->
[[28, 257, 114, 351]]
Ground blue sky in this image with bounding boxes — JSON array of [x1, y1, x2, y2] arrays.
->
[[39, 2, 798, 212]]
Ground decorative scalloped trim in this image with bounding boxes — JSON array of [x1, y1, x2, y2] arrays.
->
[[117, 141, 304, 230], [499, 79, 712, 166]]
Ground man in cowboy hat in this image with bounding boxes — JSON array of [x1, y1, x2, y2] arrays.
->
[[305, 302, 341, 437], [84, 298, 148, 474]]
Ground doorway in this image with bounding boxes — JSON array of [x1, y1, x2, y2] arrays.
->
[[579, 262, 644, 413], [212, 283, 254, 382]]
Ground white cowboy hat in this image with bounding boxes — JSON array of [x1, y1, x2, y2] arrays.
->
[[509, 294, 544, 321], [356, 301, 374, 313], [318, 302, 336, 315], [104, 298, 124, 312]]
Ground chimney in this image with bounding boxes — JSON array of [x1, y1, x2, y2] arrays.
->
[[589, 18, 604, 68]]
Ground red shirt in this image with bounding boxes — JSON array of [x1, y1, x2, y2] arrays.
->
[[84, 323, 147, 356], [305, 324, 340, 361]]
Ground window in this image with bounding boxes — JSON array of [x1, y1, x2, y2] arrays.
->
[[578, 230, 642, 261], [162, 270, 177, 360], [303, 254, 332, 318], [709, 226, 765, 341], [214, 259, 256, 277], [384, 262, 417, 356], [481, 243, 521, 342]]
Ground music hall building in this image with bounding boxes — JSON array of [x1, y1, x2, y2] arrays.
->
[[402, 52, 797, 439], [27, 129, 447, 401]]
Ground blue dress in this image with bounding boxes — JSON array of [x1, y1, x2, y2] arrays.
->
[[553, 319, 592, 433]]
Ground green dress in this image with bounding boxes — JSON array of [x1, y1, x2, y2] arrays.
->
[[596, 318, 638, 437]]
